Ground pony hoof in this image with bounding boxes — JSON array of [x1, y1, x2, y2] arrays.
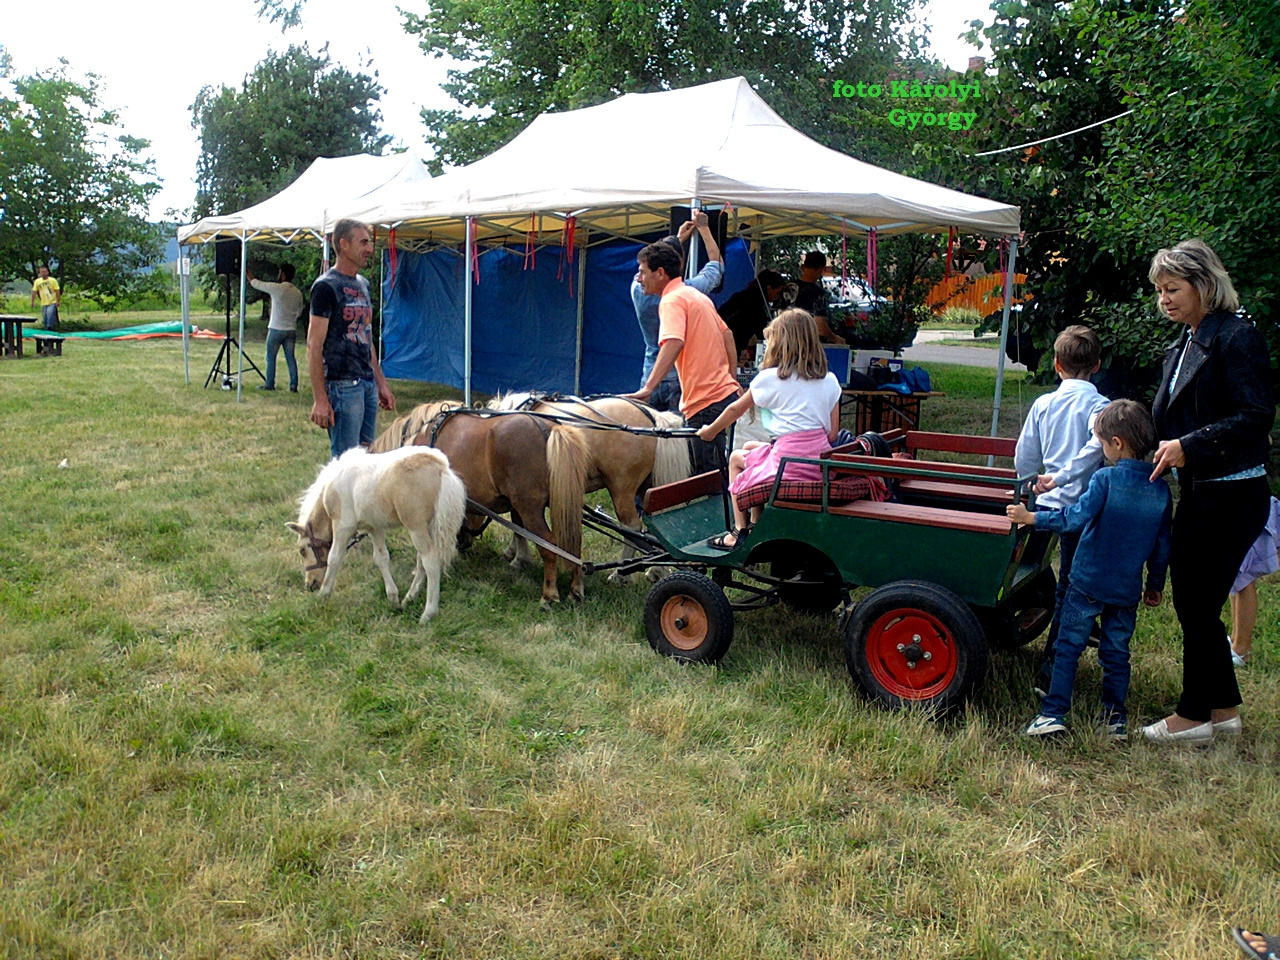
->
[[645, 566, 667, 583], [539, 598, 558, 611]]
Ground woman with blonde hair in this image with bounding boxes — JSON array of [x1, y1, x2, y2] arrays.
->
[[1141, 239, 1275, 743], [696, 308, 842, 549]]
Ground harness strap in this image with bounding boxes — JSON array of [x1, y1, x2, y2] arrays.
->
[[464, 497, 582, 567]]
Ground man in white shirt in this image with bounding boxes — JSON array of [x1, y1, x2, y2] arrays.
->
[[249, 263, 305, 392]]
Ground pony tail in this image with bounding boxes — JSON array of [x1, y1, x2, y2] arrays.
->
[[429, 463, 468, 574], [546, 425, 588, 572]]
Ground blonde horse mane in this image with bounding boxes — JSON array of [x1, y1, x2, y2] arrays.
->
[[368, 400, 464, 453]]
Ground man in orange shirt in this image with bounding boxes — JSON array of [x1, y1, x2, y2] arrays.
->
[[626, 240, 740, 474]]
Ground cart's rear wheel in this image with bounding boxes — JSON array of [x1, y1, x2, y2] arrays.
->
[[644, 570, 734, 664], [845, 580, 987, 713]]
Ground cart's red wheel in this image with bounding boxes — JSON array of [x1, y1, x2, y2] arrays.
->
[[848, 582, 986, 713], [863, 607, 958, 700], [660, 595, 709, 652]]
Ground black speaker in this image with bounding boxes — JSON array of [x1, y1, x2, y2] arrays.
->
[[214, 238, 241, 276], [669, 206, 729, 253]]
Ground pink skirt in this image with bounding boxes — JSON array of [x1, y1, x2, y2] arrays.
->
[[729, 428, 831, 495]]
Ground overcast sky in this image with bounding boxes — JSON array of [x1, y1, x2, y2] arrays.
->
[[0, 0, 993, 221]]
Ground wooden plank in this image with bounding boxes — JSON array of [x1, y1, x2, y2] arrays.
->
[[905, 430, 1017, 459], [828, 453, 1016, 481], [828, 499, 1013, 535], [643, 470, 724, 514], [899, 479, 1015, 503]]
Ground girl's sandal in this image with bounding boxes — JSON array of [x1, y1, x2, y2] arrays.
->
[[708, 526, 750, 551]]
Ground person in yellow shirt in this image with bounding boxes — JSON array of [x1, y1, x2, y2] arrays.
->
[[31, 266, 61, 330]]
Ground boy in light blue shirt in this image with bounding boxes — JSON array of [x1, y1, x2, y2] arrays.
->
[[1014, 325, 1110, 693]]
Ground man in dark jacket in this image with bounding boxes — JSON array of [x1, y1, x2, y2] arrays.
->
[[719, 270, 785, 362]]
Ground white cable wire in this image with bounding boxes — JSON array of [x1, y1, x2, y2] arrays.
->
[[972, 110, 1134, 157]]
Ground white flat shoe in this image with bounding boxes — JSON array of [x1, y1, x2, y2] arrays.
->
[[1212, 715, 1243, 736], [1141, 718, 1213, 744]]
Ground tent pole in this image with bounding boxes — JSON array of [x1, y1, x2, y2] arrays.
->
[[464, 216, 474, 407], [989, 237, 1019, 463], [378, 240, 385, 361], [179, 239, 190, 386], [686, 197, 701, 278], [236, 235, 248, 403], [574, 237, 587, 393]]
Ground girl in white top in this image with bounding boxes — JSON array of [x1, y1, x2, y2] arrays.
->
[[696, 308, 842, 549]]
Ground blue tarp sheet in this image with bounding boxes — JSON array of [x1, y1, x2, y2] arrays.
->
[[381, 237, 755, 396]]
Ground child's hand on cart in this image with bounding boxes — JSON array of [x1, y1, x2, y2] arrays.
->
[[1006, 503, 1035, 526]]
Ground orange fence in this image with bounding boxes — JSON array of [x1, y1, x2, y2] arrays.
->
[[926, 272, 1029, 315]]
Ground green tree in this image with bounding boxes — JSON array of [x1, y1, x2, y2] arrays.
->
[[1077, 0, 1280, 362], [401, 0, 928, 172], [0, 63, 163, 303], [191, 45, 390, 218]]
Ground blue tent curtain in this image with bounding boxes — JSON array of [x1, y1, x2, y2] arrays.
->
[[382, 237, 756, 396]]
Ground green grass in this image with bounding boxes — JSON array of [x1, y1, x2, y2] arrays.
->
[[935, 337, 1000, 350], [1, 341, 1277, 958]]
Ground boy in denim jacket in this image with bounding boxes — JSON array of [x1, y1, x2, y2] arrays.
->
[[1014, 325, 1110, 693], [1008, 400, 1172, 739]]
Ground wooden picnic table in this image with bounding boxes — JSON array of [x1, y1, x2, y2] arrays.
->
[[0, 314, 29, 359]]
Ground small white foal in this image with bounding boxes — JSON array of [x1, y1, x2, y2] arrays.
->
[[288, 445, 467, 622]]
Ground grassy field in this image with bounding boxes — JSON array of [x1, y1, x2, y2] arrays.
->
[[1, 337, 1277, 959]]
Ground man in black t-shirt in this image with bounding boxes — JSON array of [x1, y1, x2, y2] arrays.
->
[[719, 269, 785, 363], [307, 219, 396, 458], [793, 250, 845, 344]]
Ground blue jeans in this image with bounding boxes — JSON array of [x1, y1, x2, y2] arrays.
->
[[326, 378, 378, 459], [265, 328, 297, 390], [1041, 584, 1136, 724], [648, 378, 682, 414], [41, 305, 59, 330]]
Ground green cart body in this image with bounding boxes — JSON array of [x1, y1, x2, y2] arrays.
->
[[639, 431, 1056, 711]]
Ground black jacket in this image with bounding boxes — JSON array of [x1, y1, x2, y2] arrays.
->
[[1151, 311, 1274, 482]]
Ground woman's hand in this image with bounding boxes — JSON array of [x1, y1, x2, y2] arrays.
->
[[1150, 439, 1185, 480]]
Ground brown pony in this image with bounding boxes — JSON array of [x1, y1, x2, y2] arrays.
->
[[371, 402, 589, 606], [488, 393, 693, 575]]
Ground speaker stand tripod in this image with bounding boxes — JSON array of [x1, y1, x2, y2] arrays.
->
[[204, 272, 265, 389]]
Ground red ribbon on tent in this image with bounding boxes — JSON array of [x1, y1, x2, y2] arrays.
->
[[998, 237, 1008, 275], [388, 226, 398, 292], [557, 216, 577, 297], [840, 219, 849, 298], [523, 214, 537, 270], [945, 227, 954, 282], [866, 227, 879, 292]]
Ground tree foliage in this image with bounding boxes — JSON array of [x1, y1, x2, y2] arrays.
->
[[401, 0, 928, 172], [191, 45, 390, 218], [0, 63, 163, 302]]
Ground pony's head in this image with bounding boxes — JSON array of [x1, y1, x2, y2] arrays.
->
[[287, 459, 341, 591]]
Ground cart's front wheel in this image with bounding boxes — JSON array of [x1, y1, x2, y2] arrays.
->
[[644, 570, 734, 664], [845, 580, 987, 713]]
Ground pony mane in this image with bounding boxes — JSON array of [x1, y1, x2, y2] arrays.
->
[[296, 449, 365, 525], [368, 400, 464, 452], [487, 391, 534, 411]]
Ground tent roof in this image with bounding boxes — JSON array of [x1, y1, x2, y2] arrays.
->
[[178, 152, 432, 245], [349, 77, 1018, 244]]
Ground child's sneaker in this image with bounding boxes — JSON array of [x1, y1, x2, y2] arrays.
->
[[1098, 719, 1128, 741], [1023, 714, 1067, 737]]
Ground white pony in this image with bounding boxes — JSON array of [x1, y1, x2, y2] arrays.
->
[[288, 445, 467, 623]]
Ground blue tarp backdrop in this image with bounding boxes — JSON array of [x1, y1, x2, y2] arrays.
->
[[381, 237, 756, 396]]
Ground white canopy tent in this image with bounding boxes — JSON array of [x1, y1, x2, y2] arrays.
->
[[347, 77, 1021, 432], [176, 153, 432, 399]]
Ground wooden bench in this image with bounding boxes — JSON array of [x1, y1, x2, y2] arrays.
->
[[773, 495, 1013, 535], [0, 315, 24, 358], [31, 334, 63, 356], [897, 478, 1015, 504]]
